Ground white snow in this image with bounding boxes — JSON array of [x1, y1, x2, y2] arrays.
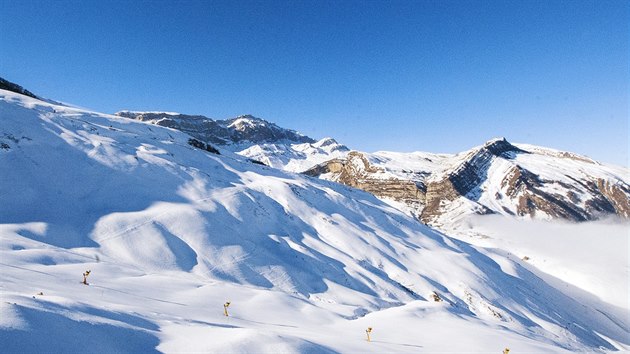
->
[[237, 137, 349, 173], [228, 117, 261, 129], [449, 215, 630, 311], [1, 89, 628, 353]]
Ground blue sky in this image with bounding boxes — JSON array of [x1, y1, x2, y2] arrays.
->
[[1, 0, 628, 165]]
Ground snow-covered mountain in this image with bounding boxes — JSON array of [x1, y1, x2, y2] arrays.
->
[[305, 138, 630, 229], [115, 111, 314, 147], [115, 111, 349, 171], [1, 85, 629, 352]]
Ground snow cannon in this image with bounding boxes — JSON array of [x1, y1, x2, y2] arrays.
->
[[223, 301, 231, 316], [366, 327, 373, 342]]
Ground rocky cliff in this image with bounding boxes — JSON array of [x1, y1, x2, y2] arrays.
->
[[304, 152, 425, 208]]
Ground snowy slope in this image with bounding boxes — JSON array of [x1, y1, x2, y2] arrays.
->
[[1, 90, 628, 353], [446, 215, 629, 311]]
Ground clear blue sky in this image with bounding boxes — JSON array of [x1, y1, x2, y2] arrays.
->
[[1, 0, 628, 165]]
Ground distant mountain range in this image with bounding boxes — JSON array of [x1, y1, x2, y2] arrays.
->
[[114, 111, 350, 172], [115, 109, 630, 229], [115, 111, 315, 147]]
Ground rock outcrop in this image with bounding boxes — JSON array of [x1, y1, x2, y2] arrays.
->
[[304, 151, 425, 206], [422, 139, 525, 221], [0, 77, 38, 99]]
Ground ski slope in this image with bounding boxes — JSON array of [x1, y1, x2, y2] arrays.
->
[[1, 90, 628, 353]]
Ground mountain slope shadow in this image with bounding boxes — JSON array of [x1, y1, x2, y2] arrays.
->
[[0, 304, 160, 354]]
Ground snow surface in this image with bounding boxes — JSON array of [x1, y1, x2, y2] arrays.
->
[[1, 89, 629, 353], [446, 215, 630, 309], [237, 138, 349, 173]]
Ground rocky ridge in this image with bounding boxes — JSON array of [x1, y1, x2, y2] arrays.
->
[[305, 138, 630, 225], [115, 111, 315, 147], [0, 77, 38, 99]]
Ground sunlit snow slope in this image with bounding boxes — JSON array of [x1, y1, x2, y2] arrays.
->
[[1, 90, 628, 353]]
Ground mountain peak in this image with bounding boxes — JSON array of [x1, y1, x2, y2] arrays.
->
[[313, 137, 338, 147], [483, 137, 508, 145], [226, 115, 269, 129], [480, 137, 525, 157]]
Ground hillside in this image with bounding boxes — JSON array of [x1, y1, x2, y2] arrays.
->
[[1, 89, 628, 353]]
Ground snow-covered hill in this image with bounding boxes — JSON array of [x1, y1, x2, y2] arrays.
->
[[1, 89, 629, 353]]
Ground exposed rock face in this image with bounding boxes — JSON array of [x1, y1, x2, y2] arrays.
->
[[448, 138, 526, 197], [594, 179, 630, 218], [304, 151, 425, 205], [421, 139, 524, 222], [422, 178, 469, 222], [306, 138, 630, 225], [116, 112, 314, 146], [187, 138, 220, 155], [0, 77, 37, 99]]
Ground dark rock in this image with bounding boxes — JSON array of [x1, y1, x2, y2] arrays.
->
[[0, 77, 38, 99], [187, 138, 220, 155]]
